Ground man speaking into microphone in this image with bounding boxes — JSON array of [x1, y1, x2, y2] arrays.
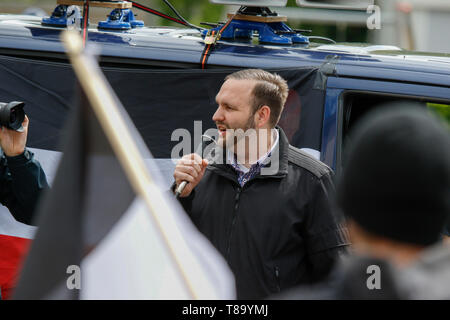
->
[[173, 69, 349, 299]]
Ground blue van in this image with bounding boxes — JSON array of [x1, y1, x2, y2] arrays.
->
[[0, 1, 449, 182]]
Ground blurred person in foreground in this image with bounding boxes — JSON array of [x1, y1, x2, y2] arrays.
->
[[274, 104, 450, 299], [0, 115, 49, 224], [0, 115, 49, 299]]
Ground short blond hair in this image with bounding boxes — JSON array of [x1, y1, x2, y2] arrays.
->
[[225, 69, 289, 127]]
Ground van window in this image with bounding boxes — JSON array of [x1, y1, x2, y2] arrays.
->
[[339, 91, 450, 168]]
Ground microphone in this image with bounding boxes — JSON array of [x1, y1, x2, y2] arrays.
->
[[175, 134, 217, 198]]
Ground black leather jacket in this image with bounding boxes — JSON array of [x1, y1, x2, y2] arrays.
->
[[178, 127, 349, 299], [0, 148, 49, 225]]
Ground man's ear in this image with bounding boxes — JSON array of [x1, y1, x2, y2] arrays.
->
[[255, 105, 271, 128]]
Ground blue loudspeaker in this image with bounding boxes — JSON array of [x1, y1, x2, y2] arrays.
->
[[42, 5, 81, 27], [98, 8, 144, 30]]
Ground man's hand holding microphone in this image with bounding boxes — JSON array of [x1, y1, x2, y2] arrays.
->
[[173, 134, 217, 198], [174, 153, 208, 198]]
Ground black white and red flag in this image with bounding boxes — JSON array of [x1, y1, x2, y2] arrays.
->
[[13, 31, 235, 300]]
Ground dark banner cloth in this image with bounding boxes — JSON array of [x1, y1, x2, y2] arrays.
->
[[0, 55, 325, 158]]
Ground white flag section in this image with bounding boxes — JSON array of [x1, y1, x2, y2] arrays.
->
[[0, 147, 60, 240], [82, 195, 235, 299], [0, 207, 36, 239]]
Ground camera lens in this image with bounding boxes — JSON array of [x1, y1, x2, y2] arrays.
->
[[10, 109, 16, 123], [0, 101, 25, 131]]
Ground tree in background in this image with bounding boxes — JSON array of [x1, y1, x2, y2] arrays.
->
[[153, 0, 225, 28], [428, 104, 450, 126]]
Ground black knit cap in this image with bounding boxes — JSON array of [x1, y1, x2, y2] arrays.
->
[[337, 104, 450, 246]]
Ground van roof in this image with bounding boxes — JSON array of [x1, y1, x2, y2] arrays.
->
[[1, 14, 449, 87]]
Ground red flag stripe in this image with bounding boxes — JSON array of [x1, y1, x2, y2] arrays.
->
[[0, 234, 32, 299]]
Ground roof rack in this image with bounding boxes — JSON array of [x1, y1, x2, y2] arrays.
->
[[201, 6, 309, 45], [42, 1, 144, 30]]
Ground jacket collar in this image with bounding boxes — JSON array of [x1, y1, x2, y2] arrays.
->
[[208, 126, 289, 181]]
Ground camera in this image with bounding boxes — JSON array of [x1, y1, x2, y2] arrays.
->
[[0, 101, 26, 132]]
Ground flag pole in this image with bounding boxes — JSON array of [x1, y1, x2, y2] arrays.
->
[[60, 30, 214, 299]]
